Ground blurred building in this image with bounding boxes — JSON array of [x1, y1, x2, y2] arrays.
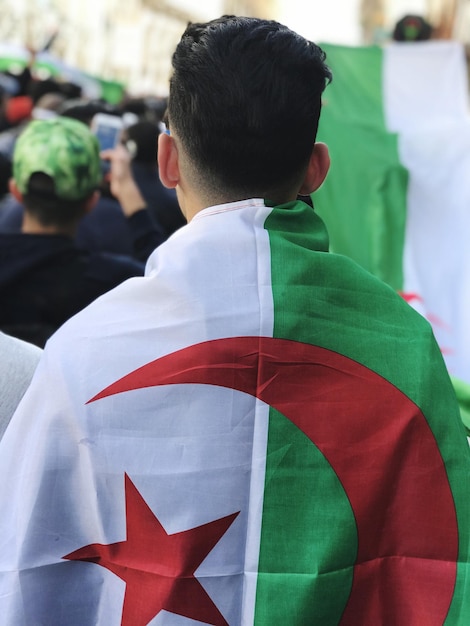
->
[[361, 0, 386, 44], [0, 0, 278, 97]]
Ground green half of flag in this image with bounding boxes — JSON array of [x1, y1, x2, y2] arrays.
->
[[314, 43, 408, 293], [254, 201, 470, 624], [451, 376, 470, 435]]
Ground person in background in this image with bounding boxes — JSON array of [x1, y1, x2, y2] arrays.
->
[[120, 94, 168, 126], [0, 89, 66, 160], [0, 105, 166, 258], [0, 116, 146, 347], [0, 331, 41, 440], [123, 120, 185, 239], [0, 16, 467, 626], [392, 14, 433, 41]]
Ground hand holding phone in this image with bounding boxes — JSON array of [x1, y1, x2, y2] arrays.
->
[[100, 144, 146, 217], [90, 113, 124, 175]]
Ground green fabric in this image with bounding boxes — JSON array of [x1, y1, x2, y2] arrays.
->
[[451, 376, 470, 434], [0, 56, 31, 75], [317, 44, 386, 127], [314, 43, 408, 292], [255, 409, 356, 624], [256, 200, 470, 623], [13, 117, 101, 201], [97, 78, 126, 105]]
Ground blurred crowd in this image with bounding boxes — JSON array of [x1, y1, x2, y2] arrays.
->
[[0, 53, 187, 348]]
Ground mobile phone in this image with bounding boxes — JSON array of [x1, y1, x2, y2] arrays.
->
[[90, 113, 124, 174]]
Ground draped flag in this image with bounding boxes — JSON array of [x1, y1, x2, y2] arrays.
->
[[0, 198, 469, 625], [315, 41, 470, 390]]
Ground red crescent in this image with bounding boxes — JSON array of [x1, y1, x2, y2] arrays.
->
[[88, 336, 458, 624]]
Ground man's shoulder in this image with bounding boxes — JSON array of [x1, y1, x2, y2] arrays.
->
[[332, 251, 433, 332], [43, 219, 232, 354]]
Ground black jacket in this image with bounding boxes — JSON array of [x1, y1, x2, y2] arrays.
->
[[0, 232, 145, 346]]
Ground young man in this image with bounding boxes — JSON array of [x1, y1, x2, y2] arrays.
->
[[0, 116, 146, 346], [0, 16, 468, 625], [123, 120, 186, 239]]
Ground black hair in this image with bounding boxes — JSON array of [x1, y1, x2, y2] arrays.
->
[[0, 153, 12, 198], [27, 78, 63, 105], [168, 15, 331, 200], [121, 96, 168, 124], [22, 172, 90, 227], [124, 121, 160, 163]]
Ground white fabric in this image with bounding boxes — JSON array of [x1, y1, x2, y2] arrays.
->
[[0, 199, 274, 626], [383, 41, 469, 134], [399, 120, 470, 382], [383, 41, 470, 384], [0, 332, 41, 440]]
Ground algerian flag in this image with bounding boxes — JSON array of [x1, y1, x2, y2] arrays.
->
[[0, 196, 469, 626], [315, 41, 470, 388]]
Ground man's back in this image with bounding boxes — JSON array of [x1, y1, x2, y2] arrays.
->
[[0, 197, 467, 624]]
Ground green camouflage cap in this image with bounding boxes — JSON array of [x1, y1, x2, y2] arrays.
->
[[13, 117, 101, 201]]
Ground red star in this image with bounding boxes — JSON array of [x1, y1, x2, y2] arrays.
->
[[64, 474, 239, 626]]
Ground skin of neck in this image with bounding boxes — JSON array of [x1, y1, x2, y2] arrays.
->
[[21, 211, 78, 237], [173, 137, 304, 222]]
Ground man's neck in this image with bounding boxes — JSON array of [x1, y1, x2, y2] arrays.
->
[[182, 192, 299, 222], [21, 214, 76, 237]]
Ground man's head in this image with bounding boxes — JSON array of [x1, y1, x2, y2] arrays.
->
[[160, 15, 331, 208], [11, 117, 101, 229]]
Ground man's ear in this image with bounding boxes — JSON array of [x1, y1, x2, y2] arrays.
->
[[158, 132, 180, 189], [298, 142, 330, 195], [9, 179, 23, 203]]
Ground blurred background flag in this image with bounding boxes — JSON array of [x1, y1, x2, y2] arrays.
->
[[315, 40, 470, 416]]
